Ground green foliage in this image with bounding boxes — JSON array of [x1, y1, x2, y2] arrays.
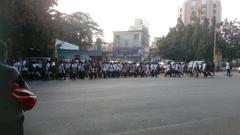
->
[[218, 19, 240, 60], [0, 0, 103, 59], [0, 0, 57, 58], [51, 10, 103, 50], [158, 17, 240, 62], [95, 38, 103, 51]]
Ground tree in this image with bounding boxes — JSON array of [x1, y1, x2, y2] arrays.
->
[[95, 38, 103, 51], [0, 0, 57, 58], [157, 17, 240, 62], [0, 0, 103, 59], [159, 19, 193, 61], [51, 11, 103, 50], [218, 19, 240, 60]]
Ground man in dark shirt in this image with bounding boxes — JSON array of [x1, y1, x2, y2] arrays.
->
[[0, 41, 29, 135]]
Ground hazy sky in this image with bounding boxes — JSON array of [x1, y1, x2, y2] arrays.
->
[[56, 0, 240, 42]]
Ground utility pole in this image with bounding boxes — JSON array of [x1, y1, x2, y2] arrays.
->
[[213, 24, 216, 61], [213, 18, 217, 72]]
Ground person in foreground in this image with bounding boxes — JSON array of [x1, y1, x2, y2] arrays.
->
[[0, 41, 32, 135]]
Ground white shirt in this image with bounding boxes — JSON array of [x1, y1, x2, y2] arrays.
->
[[166, 64, 171, 72], [226, 62, 230, 70], [203, 63, 207, 71]]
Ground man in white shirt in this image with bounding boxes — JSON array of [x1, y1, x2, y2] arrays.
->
[[226, 61, 231, 77]]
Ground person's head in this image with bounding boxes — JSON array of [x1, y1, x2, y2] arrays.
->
[[0, 41, 7, 64]]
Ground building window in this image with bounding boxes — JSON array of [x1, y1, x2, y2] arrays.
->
[[213, 16, 216, 20], [213, 10, 216, 14], [201, 16, 206, 21], [191, 8, 195, 12], [115, 35, 120, 40], [191, 0, 196, 6], [191, 11, 197, 17], [202, 0, 207, 5], [201, 10, 207, 14], [124, 41, 128, 47], [180, 8, 182, 12], [201, 13, 207, 17], [213, 4, 216, 8], [202, 4, 207, 8], [134, 34, 139, 40]]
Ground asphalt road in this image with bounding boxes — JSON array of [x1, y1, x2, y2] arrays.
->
[[25, 73, 240, 135]]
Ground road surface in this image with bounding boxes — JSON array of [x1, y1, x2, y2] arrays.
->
[[25, 73, 240, 135]]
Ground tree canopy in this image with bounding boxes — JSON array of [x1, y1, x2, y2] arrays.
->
[[157, 17, 240, 62], [0, 0, 103, 58], [51, 10, 103, 50]]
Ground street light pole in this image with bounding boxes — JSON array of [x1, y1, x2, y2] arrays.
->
[[213, 25, 216, 61], [213, 19, 217, 72]]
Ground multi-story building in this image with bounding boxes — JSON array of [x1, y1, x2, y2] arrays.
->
[[178, 0, 222, 25], [112, 19, 150, 61]]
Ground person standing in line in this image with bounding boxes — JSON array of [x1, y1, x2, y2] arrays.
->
[[45, 60, 51, 80], [117, 62, 122, 78], [58, 60, 66, 80], [78, 61, 85, 79], [92, 62, 97, 79], [70, 60, 78, 80], [193, 62, 199, 78], [109, 63, 114, 78], [175, 62, 182, 77], [164, 62, 172, 77], [50, 59, 56, 80], [107, 62, 111, 78], [206, 61, 213, 77], [171, 62, 177, 77], [202, 61, 207, 77], [0, 41, 29, 135], [96, 62, 102, 79], [121, 63, 127, 78], [102, 62, 107, 79], [88, 63, 94, 79], [113, 62, 117, 78]]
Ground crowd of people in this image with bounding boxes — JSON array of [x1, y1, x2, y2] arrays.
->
[[9, 58, 218, 81], [165, 61, 215, 78]]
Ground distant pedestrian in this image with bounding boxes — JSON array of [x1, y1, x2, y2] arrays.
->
[[226, 61, 232, 77]]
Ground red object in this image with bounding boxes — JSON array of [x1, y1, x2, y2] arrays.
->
[[11, 84, 37, 111]]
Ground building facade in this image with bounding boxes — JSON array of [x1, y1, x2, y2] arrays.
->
[[178, 0, 222, 25], [112, 19, 150, 61]]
